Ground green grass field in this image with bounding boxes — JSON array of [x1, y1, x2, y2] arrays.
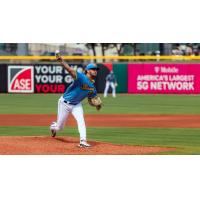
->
[[1, 93, 200, 114], [1, 93, 200, 154]]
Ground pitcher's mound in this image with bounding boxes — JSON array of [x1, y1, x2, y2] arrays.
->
[[0, 136, 175, 155]]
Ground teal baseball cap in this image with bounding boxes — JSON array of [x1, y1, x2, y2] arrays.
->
[[85, 63, 99, 71]]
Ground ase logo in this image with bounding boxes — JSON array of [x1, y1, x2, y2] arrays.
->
[[8, 66, 34, 93]]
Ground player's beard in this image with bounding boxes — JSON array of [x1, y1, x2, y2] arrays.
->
[[91, 70, 97, 77], [87, 70, 97, 80]]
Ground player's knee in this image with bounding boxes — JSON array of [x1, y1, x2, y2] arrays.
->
[[77, 120, 85, 127]]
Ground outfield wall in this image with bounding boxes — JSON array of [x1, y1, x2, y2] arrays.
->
[[128, 63, 200, 94], [1, 63, 200, 94], [0, 65, 7, 93], [0, 64, 113, 93]]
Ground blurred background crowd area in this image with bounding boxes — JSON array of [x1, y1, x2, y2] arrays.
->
[[0, 43, 200, 63]]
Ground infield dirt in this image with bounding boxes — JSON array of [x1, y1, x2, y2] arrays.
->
[[0, 136, 175, 155], [1, 113, 196, 154]]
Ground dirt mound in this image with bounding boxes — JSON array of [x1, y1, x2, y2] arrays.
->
[[0, 136, 175, 155]]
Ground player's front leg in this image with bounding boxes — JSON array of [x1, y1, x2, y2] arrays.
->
[[72, 103, 91, 147]]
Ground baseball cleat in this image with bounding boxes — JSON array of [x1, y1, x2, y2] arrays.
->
[[78, 140, 91, 148], [51, 129, 57, 137], [50, 122, 57, 137]]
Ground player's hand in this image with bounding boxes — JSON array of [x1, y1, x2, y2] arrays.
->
[[55, 50, 63, 62]]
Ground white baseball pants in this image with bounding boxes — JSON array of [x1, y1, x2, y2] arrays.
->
[[104, 81, 116, 97], [52, 96, 86, 141]]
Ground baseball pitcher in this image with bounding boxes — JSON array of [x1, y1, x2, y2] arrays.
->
[[50, 51, 102, 148]]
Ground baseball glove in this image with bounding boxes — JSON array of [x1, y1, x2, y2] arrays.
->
[[88, 96, 102, 110]]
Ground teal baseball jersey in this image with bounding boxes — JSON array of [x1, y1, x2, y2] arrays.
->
[[63, 72, 97, 105]]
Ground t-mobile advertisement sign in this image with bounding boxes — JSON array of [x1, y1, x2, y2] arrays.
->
[[128, 63, 200, 94], [34, 65, 84, 93]]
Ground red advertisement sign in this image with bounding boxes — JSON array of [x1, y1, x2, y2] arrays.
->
[[8, 66, 34, 93], [128, 63, 200, 94], [34, 65, 83, 93]]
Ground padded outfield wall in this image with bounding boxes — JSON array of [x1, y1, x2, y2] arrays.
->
[[1, 63, 200, 94], [0, 65, 7, 93], [128, 63, 200, 94], [0, 63, 126, 93]]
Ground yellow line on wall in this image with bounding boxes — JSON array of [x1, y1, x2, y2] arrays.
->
[[0, 55, 200, 60]]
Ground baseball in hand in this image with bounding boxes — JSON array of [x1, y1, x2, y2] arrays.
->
[[55, 50, 60, 56]]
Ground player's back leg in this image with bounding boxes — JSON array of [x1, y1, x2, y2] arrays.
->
[[50, 97, 71, 137]]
